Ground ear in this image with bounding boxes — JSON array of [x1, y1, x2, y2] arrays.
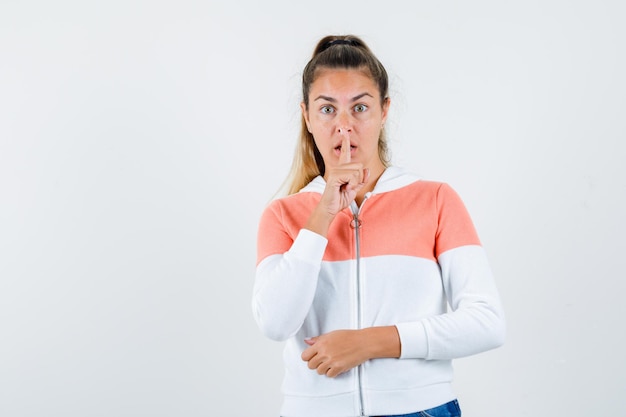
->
[[300, 102, 312, 133], [381, 97, 391, 125]]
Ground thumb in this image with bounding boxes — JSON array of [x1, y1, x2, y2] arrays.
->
[[304, 337, 317, 346]]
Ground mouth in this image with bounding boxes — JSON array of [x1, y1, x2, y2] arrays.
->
[[334, 144, 356, 157], [334, 144, 356, 151]]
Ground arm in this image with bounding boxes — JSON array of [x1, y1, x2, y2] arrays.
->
[[396, 183, 506, 359], [301, 326, 401, 378], [397, 245, 506, 359], [253, 221, 327, 341], [253, 137, 369, 341]]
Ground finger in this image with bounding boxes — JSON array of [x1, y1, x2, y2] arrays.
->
[[362, 168, 370, 185], [304, 337, 316, 346], [307, 354, 324, 370], [301, 346, 315, 361], [339, 135, 351, 165], [344, 167, 367, 195], [318, 364, 331, 375]]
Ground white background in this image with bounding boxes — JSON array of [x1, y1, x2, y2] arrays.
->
[[1, 1, 625, 416]]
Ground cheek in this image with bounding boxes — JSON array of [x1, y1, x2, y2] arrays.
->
[[310, 120, 334, 138], [363, 119, 382, 136]]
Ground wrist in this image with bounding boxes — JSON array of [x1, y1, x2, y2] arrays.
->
[[304, 205, 336, 237], [362, 326, 401, 359]]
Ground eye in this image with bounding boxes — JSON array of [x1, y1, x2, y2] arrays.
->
[[354, 104, 368, 113], [320, 105, 335, 114]]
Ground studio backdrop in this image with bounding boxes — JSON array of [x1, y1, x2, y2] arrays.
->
[[1, 1, 624, 416]]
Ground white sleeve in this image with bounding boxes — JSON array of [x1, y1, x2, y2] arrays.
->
[[252, 229, 327, 341], [397, 245, 506, 359]]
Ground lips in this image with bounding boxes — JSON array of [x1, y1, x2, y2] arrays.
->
[[334, 139, 356, 150], [333, 145, 356, 159]]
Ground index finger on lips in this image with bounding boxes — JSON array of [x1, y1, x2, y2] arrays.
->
[[340, 135, 351, 165]]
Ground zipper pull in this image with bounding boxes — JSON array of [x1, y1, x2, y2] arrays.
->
[[350, 214, 362, 229]]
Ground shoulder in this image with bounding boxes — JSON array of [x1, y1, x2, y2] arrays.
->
[[259, 191, 321, 228], [263, 175, 325, 212], [406, 181, 467, 212], [264, 191, 320, 211], [376, 167, 456, 199]]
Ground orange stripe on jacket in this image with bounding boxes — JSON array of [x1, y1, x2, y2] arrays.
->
[[256, 181, 480, 265]]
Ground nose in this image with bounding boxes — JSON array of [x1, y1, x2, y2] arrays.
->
[[336, 112, 353, 135], [337, 126, 352, 135]]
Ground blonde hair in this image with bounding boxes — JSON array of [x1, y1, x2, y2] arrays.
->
[[283, 35, 391, 195]]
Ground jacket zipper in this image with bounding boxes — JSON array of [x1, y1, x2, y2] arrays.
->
[[350, 196, 368, 417]]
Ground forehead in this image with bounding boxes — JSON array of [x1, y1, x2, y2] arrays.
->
[[310, 68, 379, 99]]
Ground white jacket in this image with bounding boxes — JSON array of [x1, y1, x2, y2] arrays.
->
[[253, 167, 505, 417]]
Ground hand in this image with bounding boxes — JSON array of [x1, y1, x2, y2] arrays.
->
[[319, 135, 369, 217], [300, 330, 369, 378], [305, 135, 369, 237]]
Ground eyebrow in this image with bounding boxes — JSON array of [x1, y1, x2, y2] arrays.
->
[[314, 92, 374, 102]]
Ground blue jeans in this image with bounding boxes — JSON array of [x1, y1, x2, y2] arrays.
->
[[374, 399, 461, 417]]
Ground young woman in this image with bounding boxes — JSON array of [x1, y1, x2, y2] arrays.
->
[[252, 35, 505, 417]]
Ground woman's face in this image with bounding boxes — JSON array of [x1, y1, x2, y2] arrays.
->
[[301, 68, 389, 176]]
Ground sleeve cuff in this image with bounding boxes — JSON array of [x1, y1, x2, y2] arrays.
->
[[395, 321, 429, 359], [289, 228, 328, 263]]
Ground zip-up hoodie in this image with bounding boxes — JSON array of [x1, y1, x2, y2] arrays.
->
[[253, 167, 505, 417]]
